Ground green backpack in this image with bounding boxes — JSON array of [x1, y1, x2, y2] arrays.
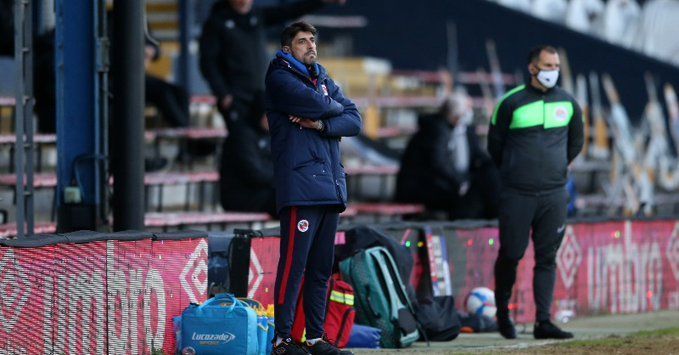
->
[[339, 246, 420, 348]]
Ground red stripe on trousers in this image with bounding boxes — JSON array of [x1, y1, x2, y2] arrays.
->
[[278, 207, 297, 305]]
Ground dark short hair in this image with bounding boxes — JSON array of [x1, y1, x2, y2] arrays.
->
[[527, 45, 557, 65], [280, 21, 318, 47]]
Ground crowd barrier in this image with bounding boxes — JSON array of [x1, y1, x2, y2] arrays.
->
[[230, 218, 679, 324], [1, 218, 677, 354], [0, 230, 208, 354]]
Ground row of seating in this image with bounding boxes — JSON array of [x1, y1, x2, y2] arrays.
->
[[0, 203, 424, 238], [0, 164, 423, 238], [0, 127, 228, 145], [0, 166, 401, 190]]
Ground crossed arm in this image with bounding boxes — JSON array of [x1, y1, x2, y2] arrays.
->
[[267, 69, 361, 137]]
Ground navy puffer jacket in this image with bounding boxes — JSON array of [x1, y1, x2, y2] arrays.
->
[[265, 52, 362, 213]]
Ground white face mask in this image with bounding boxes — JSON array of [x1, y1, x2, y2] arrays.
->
[[537, 69, 559, 89]]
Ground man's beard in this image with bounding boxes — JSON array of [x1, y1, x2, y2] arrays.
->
[[304, 52, 317, 64]]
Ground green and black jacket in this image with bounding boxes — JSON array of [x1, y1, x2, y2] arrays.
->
[[487, 84, 584, 193]]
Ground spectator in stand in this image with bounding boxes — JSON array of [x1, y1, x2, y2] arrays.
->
[[199, 0, 346, 131], [633, 0, 679, 66], [144, 31, 217, 168], [395, 91, 500, 220], [0, 0, 12, 56], [493, 0, 532, 13], [33, 30, 56, 133], [566, 0, 605, 34], [602, 0, 640, 48], [219, 111, 277, 217], [532, 0, 569, 24], [145, 36, 190, 129]]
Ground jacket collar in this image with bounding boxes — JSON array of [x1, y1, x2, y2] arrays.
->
[[275, 50, 321, 80], [527, 82, 555, 95]]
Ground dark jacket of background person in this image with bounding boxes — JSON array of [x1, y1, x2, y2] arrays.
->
[[487, 84, 584, 193], [396, 113, 500, 219], [219, 118, 277, 217], [145, 75, 190, 128], [265, 52, 361, 213], [0, 0, 12, 56], [144, 31, 190, 129], [199, 0, 324, 126], [34, 30, 56, 133]]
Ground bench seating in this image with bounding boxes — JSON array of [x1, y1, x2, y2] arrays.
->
[[0, 171, 219, 189], [0, 202, 425, 238], [0, 127, 227, 147]]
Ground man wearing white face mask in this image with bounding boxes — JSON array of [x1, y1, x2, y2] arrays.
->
[[487, 45, 584, 340]]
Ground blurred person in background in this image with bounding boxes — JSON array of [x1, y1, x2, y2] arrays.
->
[[145, 36, 190, 129], [634, 0, 679, 66], [33, 30, 56, 134], [396, 91, 500, 220], [488, 45, 583, 340], [219, 110, 277, 217], [602, 0, 640, 48], [0, 0, 12, 56], [144, 32, 218, 170], [566, 0, 605, 34], [532, 0, 569, 24], [493, 0, 532, 13], [199, 0, 346, 131]]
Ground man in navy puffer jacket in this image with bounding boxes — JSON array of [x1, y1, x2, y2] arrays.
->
[[266, 21, 360, 355]]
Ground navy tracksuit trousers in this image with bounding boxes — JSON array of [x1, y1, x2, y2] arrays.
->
[[494, 187, 568, 322], [274, 205, 339, 339]]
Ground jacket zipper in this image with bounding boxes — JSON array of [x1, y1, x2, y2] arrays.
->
[[282, 60, 343, 202], [539, 93, 545, 195], [285, 63, 320, 88]]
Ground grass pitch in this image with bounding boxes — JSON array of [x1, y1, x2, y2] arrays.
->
[[501, 327, 679, 354]]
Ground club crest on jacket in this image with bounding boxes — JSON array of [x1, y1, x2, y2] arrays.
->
[[297, 219, 309, 233]]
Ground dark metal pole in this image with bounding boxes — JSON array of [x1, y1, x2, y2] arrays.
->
[[94, 0, 109, 227], [111, 0, 145, 231], [178, 0, 190, 90], [14, 0, 26, 238], [15, 0, 36, 237]]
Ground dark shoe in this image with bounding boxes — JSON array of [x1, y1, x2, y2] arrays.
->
[[497, 314, 517, 339], [534, 320, 574, 339], [272, 337, 311, 355], [304, 339, 353, 355]]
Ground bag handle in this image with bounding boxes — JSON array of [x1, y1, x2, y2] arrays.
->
[[201, 293, 239, 313], [233, 229, 263, 238], [238, 297, 264, 312], [372, 248, 430, 346], [368, 249, 397, 314]]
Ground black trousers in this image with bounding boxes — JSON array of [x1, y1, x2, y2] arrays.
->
[[216, 91, 265, 131], [494, 187, 567, 322], [145, 75, 189, 128], [274, 206, 339, 339]]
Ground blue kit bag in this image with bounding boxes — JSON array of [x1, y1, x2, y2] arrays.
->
[[180, 293, 258, 354], [347, 324, 382, 349], [239, 298, 274, 355]]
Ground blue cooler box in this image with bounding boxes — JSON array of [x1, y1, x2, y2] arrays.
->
[[180, 293, 259, 354]]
